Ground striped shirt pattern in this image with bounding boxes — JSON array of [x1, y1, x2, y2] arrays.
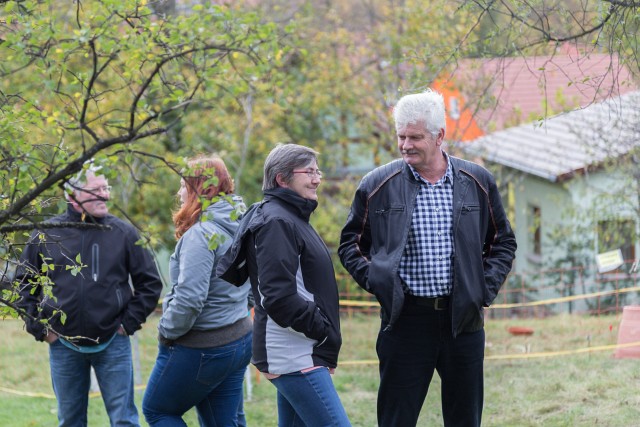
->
[[399, 158, 454, 297]]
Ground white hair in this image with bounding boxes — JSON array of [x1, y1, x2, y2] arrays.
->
[[64, 162, 103, 200], [393, 89, 446, 136]]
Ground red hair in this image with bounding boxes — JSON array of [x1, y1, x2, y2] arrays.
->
[[172, 156, 235, 239]]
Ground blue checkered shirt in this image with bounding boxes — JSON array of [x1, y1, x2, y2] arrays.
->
[[399, 157, 454, 297]]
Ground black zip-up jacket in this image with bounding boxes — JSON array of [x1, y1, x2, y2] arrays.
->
[[17, 206, 162, 346], [339, 157, 517, 336], [217, 188, 342, 373]]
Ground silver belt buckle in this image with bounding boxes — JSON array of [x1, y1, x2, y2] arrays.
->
[[434, 297, 447, 311]]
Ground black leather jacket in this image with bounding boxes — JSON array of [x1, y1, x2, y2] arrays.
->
[[339, 157, 516, 336]]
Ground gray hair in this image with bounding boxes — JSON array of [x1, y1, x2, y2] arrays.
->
[[393, 89, 446, 136], [262, 143, 319, 191], [64, 162, 103, 199]]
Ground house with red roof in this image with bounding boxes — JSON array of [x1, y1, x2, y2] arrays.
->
[[449, 50, 640, 312], [438, 50, 637, 140], [464, 86, 640, 311]]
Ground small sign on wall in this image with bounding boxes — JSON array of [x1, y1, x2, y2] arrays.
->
[[596, 249, 624, 273]]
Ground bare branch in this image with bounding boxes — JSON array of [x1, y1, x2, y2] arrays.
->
[[0, 222, 111, 233], [0, 125, 167, 227], [0, 295, 99, 346]]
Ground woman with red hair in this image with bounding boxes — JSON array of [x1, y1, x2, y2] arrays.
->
[[143, 155, 252, 426]]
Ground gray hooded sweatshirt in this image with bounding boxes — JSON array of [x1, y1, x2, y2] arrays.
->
[[159, 196, 250, 342]]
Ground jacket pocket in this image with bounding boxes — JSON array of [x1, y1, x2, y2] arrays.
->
[[115, 287, 124, 311], [461, 203, 480, 214], [91, 243, 99, 282], [366, 261, 393, 314], [374, 205, 405, 215]]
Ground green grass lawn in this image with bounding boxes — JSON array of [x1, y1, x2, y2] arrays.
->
[[1, 311, 639, 426]]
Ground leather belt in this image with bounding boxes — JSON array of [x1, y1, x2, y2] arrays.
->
[[405, 294, 450, 310]]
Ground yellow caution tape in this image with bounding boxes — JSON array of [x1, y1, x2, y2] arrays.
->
[[486, 340, 640, 360], [4, 288, 639, 398], [0, 387, 56, 399], [337, 285, 640, 309], [0, 384, 147, 399], [490, 286, 640, 309], [2, 342, 640, 397]]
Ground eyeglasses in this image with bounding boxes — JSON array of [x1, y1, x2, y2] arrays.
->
[[83, 185, 112, 193], [292, 169, 323, 179]]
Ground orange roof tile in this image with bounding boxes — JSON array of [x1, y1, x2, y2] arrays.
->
[[440, 52, 638, 134]]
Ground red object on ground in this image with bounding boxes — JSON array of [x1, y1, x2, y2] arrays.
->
[[614, 305, 640, 359], [508, 326, 534, 336]]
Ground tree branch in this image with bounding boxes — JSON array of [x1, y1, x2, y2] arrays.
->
[[0, 296, 99, 346], [0, 221, 111, 233]]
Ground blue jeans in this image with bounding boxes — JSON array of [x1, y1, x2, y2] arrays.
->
[[49, 334, 138, 427], [142, 332, 252, 426], [237, 382, 247, 427], [270, 368, 351, 427], [376, 299, 485, 427]]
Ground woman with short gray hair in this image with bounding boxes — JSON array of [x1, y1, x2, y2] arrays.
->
[[218, 143, 351, 426], [262, 143, 319, 191]]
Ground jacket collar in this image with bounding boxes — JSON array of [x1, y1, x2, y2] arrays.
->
[[66, 204, 106, 224], [402, 151, 454, 184], [263, 187, 318, 221], [405, 151, 454, 185]]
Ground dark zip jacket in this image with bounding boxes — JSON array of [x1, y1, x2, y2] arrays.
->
[[17, 206, 162, 346], [217, 188, 342, 374], [338, 157, 516, 336]]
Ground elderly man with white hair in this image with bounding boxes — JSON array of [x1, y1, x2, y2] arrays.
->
[[17, 163, 162, 427], [339, 89, 517, 427]]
